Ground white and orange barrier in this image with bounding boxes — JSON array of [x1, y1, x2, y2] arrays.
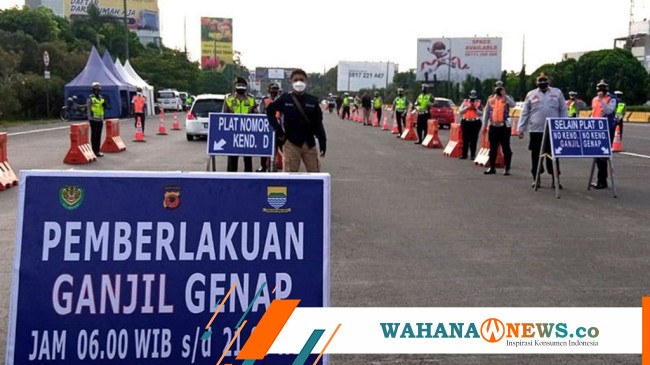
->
[[400, 112, 418, 141], [100, 119, 127, 153], [63, 123, 97, 164], [172, 111, 181, 130], [422, 119, 443, 148], [133, 116, 146, 142], [474, 129, 504, 168], [0, 133, 18, 191], [381, 112, 390, 131], [442, 123, 463, 157]]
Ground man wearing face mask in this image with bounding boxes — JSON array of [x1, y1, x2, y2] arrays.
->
[[590, 79, 617, 189], [223, 77, 257, 172], [482, 81, 515, 175], [518, 73, 568, 188], [87, 81, 109, 157], [392, 88, 410, 137], [458, 89, 483, 160], [256, 82, 281, 172], [413, 84, 433, 144], [266, 69, 327, 172]]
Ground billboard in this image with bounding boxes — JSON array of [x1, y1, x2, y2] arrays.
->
[[201, 17, 233, 72], [254, 67, 296, 93], [63, 0, 159, 31], [337, 61, 397, 92], [416, 37, 502, 83]]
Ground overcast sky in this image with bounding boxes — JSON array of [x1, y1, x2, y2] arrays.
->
[[2, 0, 650, 74]]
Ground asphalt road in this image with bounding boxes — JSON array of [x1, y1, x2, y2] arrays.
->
[[1, 113, 649, 364]]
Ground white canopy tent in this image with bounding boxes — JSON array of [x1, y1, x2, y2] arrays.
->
[[118, 59, 155, 116]]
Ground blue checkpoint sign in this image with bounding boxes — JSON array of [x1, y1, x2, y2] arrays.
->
[[7, 171, 330, 365], [207, 113, 275, 157], [548, 117, 612, 158]]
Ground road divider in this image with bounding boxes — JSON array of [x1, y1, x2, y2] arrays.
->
[[63, 123, 96, 164], [443, 122, 463, 157], [400, 113, 418, 141], [100, 119, 127, 153], [0, 132, 18, 191], [422, 119, 443, 148], [474, 128, 504, 168]]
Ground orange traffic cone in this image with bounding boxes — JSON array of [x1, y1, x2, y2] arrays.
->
[[133, 116, 146, 142], [157, 113, 168, 135], [391, 114, 399, 134], [612, 125, 622, 152], [372, 111, 380, 127], [172, 111, 181, 130], [381, 113, 390, 131]]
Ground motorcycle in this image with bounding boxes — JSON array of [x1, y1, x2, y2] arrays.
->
[[60, 96, 87, 121]]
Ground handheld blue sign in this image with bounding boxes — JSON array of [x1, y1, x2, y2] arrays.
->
[[548, 118, 612, 158], [207, 113, 275, 157]]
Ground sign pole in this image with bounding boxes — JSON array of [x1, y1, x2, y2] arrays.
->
[[609, 157, 617, 198]]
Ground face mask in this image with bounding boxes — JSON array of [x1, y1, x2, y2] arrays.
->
[[235, 86, 246, 95], [398, 93, 403, 97], [537, 81, 549, 90], [470, 97, 476, 101], [292, 81, 306, 92], [597, 87, 608, 93]]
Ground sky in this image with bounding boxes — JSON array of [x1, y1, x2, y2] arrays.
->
[[2, 0, 650, 74]]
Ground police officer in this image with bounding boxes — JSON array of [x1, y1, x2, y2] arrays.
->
[[566, 91, 586, 117], [372, 91, 383, 125], [517, 73, 568, 188], [87, 82, 108, 157], [223, 77, 257, 172], [413, 84, 433, 144], [185, 95, 193, 110], [614, 90, 626, 138], [482, 82, 515, 175], [590, 80, 617, 189], [392, 88, 409, 137], [132, 87, 147, 132], [341, 92, 351, 119], [458, 89, 482, 159], [256, 82, 281, 172]]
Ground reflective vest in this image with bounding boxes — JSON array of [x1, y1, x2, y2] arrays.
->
[[226, 95, 255, 114], [591, 96, 610, 117], [462, 99, 481, 120], [487, 96, 507, 123], [373, 97, 382, 109], [89, 95, 105, 119], [616, 101, 626, 116], [417, 93, 431, 111], [132, 95, 146, 113], [186, 97, 192, 105], [567, 100, 577, 116], [343, 97, 350, 106], [395, 97, 407, 111]]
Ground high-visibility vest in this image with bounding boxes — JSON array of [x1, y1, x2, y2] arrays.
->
[[591, 96, 610, 117], [616, 101, 626, 116], [395, 97, 407, 111], [417, 93, 430, 111], [373, 97, 382, 109], [462, 99, 481, 120], [89, 95, 105, 119], [226, 95, 255, 114], [488, 96, 507, 123], [343, 98, 350, 106], [132, 95, 146, 113], [186, 97, 192, 104], [567, 100, 577, 116]]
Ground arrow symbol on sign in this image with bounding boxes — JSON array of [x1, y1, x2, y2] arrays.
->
[[555, 147, 563, 154], [213, 139, 226, 151], [601, 147, 609, 154]]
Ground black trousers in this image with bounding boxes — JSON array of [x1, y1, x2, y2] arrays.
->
[[374, 108, 382, 123], [529, 132, 559, 179], [342, 106, 350, 119], [227, 156, 252, 172], [134, 113, 145, 132], [595, 126, 616, 184], [416, 113, 429, 142], [89, 119, 103, 154], [461, 120, 481, 158], [488, 126, 512, 170], [395, 111, 406, 134]]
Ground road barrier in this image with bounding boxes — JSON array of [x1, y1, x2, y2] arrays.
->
[[400, 112, 418, 141], [0, 133, 18, 191], [63, 123, 96, 164], [100, 119, 127, 153], [422, 119, 443, 149], [474, 128, 504, 168], [443, 122, 463, 157]]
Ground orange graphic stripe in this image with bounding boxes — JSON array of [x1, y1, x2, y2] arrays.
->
[[313, 324, 341, 365], [272, 285, 278, 294], [236, 299, 300, 360], [216, 320, 246, 365], [641, 297, 650, 365], [206, 283, 237, 329]]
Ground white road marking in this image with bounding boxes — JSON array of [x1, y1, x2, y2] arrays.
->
[[7, 126, 70, 136], [619, 152, 650, 159]]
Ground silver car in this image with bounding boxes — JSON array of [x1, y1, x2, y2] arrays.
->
[[185, 94, 226, 141]]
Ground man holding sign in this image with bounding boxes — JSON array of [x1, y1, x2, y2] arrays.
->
[[590, 80, 617, 190]]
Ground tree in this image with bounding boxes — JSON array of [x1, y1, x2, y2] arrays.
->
[[0, 6, 60, 43]]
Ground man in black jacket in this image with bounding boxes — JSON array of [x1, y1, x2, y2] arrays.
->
[[266, 69, 327, 172]]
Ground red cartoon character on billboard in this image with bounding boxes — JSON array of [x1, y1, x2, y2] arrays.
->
[[420, 41, 469, 81]]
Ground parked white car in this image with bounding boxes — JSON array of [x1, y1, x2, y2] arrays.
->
[[157, 89, 182, 112], [185, 94, 226, 141]]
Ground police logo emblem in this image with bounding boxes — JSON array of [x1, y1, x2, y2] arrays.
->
[[163, 185, 181, 210], [59, 186, 84, 210]]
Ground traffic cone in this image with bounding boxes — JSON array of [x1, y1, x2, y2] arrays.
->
[[372, 111, 380, 127], [612, 125, 622, 152], [172, 111, 181, 130], [157, 113, 168, 135], [391, 114, 399, 134], [133, 116, 146, 142], [381, 113, 390, 131]]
